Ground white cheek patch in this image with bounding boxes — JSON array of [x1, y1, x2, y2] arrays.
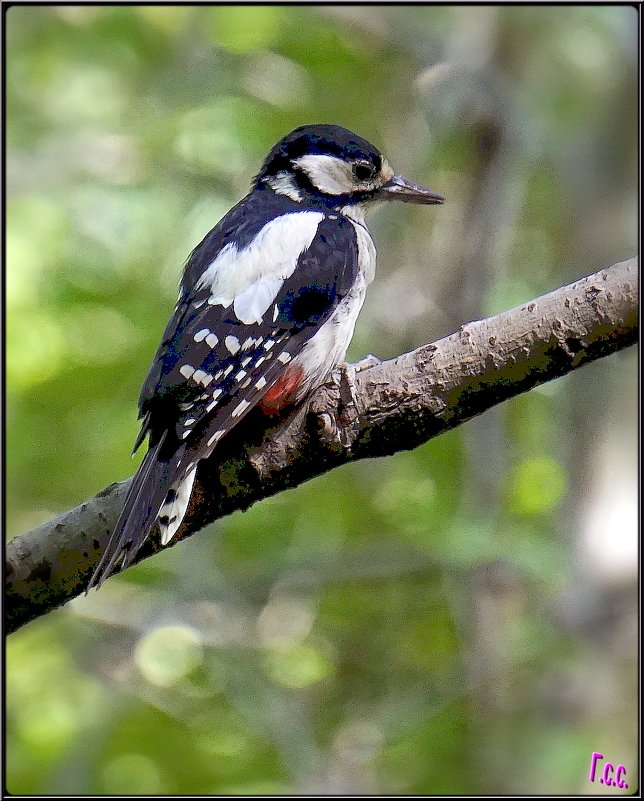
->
[[233, 277, 284, 324], [196, 212, 324, 302], [293, 154, 356, 195]]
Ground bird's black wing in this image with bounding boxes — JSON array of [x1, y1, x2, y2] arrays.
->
[[88, 200, 360, 589]]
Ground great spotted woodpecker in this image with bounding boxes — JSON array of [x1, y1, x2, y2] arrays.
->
[[89, 124, 443, 589]]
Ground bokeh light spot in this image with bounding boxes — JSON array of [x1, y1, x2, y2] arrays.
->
[[134, 625, 203, 687], [264, 642, 334, 689], [508, 456, 568, 515], [101, 753, 163, 795]]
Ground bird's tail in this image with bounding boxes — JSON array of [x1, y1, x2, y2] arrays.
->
[[87, 433, 189, 591]]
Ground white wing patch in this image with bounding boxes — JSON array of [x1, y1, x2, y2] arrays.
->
[[195, 212, 324, 302], [233, 277, 284, 324]]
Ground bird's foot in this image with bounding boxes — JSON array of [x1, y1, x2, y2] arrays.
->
[[316, 362, 361, 451]]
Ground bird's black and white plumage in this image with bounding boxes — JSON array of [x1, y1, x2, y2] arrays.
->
[[88, 124, 443, 589]]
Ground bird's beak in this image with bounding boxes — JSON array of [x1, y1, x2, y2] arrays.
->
[[379, 174, 444, 205]]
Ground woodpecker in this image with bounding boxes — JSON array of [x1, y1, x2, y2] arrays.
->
[[88, 124, 443, 589]]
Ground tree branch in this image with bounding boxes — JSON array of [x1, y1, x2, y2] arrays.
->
[[6, 257, 638, 634]]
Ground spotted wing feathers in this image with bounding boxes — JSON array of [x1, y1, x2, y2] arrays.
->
[[141, 212, 359, 446], [89, 195, 360, 589]]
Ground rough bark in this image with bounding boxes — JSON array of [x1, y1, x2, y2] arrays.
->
[[6, 257, 638, 634]]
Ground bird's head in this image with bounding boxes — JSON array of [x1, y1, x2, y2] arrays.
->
[[255, 124, 444, 210]]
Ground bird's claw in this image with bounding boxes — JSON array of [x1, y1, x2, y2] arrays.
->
[[315, 362, 361, 450]]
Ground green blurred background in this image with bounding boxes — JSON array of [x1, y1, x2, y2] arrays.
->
[[6, 5, 637, 795]]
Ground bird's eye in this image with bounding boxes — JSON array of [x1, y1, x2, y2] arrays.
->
[[353, 162, 375, 182]]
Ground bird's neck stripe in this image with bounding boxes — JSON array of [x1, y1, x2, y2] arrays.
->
[[341, 204, 368, 229]]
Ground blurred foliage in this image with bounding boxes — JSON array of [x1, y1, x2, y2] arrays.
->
[[5, 5, 637, 795]]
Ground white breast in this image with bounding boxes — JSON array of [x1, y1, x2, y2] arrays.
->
[[343, 205, 377, 285], [293, 207, 376, 398]]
